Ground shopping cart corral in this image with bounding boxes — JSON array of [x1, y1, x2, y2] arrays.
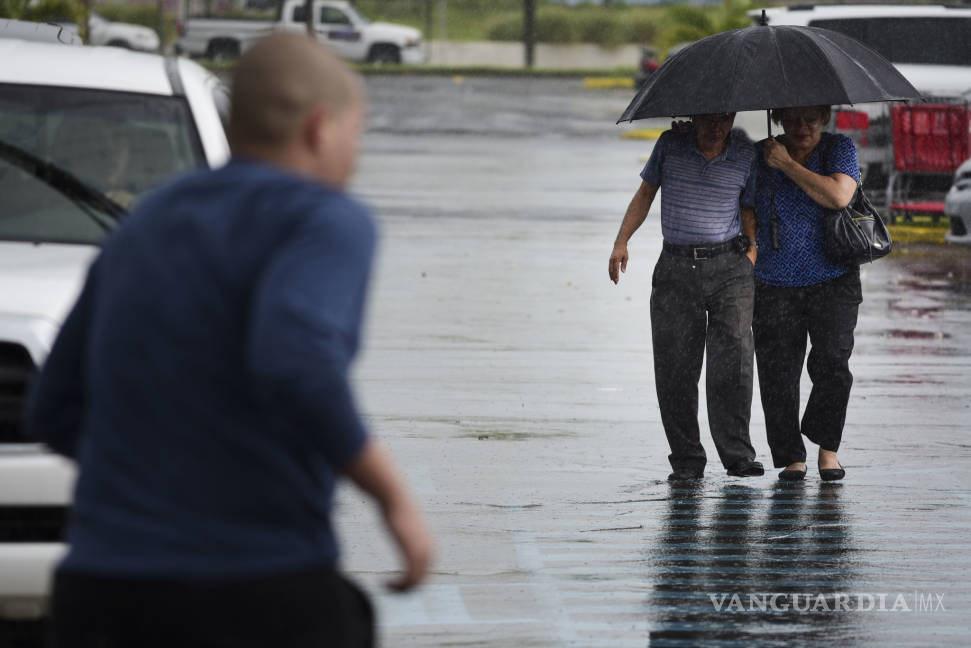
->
[[884, 97, 971, 223]]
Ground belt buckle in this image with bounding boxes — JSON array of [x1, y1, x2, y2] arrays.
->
[[693, 247, 709, 260]]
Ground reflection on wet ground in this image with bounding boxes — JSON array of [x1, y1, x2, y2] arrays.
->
[[335, 78, 971, 646], [648, 483, 858, 647]]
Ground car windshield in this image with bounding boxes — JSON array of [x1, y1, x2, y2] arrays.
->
[[345, 4, 369, 25], [810, 17, 971, 67], [0, 84, 206, 245]]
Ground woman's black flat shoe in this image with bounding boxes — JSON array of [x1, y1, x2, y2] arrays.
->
[[778, 468, 807, 481], [819, 465, 845, 482]]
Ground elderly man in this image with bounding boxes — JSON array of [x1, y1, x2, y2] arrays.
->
[[26, 33, 432, 647], [609, 113, 764, 481]]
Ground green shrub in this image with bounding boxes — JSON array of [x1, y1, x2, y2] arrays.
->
[[717, 0, 755, 32], [0, 0, 30, 19], [487, 7, 582, 44], [626, 13, 657, 46], [577, 13, 625, 48], [485, 14, 520, 42], [655, 0, 754, 56], [535, 9, 579, 44], [22, 0, 81, 23]]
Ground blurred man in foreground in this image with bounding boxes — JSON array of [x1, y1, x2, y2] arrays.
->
[[26, 32, 432, 647]]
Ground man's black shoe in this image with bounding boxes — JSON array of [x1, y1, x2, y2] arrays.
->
[[727, 460, 764, 477], [667, 469, 704, 482]]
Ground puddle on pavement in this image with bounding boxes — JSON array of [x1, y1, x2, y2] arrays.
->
[[880, 328, 949, 340], [458, 430, 575, 441]]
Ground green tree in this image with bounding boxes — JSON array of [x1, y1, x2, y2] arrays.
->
[[0, 0, 31, 19], [657, 0, 753, 57]]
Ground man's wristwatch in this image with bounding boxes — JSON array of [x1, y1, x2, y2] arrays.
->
[[749, 239, 759, 250]]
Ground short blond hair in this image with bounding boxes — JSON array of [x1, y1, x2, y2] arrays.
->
[[228, 32, 362, 153]]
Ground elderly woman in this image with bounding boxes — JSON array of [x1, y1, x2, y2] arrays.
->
[[753, 105, 860, 482]]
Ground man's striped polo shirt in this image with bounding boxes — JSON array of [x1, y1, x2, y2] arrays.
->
[[640, 128, 757, 245]]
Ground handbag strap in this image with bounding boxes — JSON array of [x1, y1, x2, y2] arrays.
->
[[769, 143, 779, 250]]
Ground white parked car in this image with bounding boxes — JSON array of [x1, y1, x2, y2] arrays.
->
[[177, 0, 423, 63], [57, 11, 161, 52], [945, 157, 971, 245], [0, 35, 228, 626]]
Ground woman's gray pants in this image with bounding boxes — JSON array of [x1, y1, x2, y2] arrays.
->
[[650, 249, 757, 473]]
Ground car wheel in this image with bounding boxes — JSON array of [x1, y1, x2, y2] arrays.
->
[[207, 39, 241, 61], [367, 44, 401, 64]]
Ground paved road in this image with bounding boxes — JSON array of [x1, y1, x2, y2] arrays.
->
[[334, 77, 971, 647]]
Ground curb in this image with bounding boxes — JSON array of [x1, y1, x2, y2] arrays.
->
[[888, 225, 948, 245], [621, 129, 664, 140], [583, 77, 634, 89]]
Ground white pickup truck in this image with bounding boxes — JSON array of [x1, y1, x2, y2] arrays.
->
[[177, 0, 423, 63], [0, 31, 228, 630]]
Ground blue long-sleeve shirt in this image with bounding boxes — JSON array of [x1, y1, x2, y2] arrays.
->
[[25, 159, 375, 579]]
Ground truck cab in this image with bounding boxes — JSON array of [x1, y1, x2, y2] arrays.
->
[[177, 0, 423, 64]]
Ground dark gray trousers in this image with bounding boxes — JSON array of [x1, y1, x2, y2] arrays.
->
[[752, 268, 862, 467], [650, 249, 757, 473]]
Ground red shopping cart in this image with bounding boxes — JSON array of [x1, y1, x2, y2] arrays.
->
[[886, 100, 971, 223]]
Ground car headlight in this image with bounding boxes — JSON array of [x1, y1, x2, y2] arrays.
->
[[404, 37, 420, 48]]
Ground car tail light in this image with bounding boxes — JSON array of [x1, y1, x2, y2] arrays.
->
[[642, 60, 659, 72], [836, 111, 870, 131], [176, 19, 185, 37]]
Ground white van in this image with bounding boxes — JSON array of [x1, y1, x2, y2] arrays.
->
[[751, 5, 971, 204]]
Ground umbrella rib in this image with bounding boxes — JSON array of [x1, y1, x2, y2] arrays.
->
[[725, 30, 754, 111], [805, 27, 892, 103], [766, 28, 791, 109], [791, 28, 852, 105]]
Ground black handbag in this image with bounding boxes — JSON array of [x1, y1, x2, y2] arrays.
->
[[820, 136, 892, 265], [822, 182, 892, 265]]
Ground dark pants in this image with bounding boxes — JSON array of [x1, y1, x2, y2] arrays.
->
[[650, 249, 757, 473], [752, 268, 862, 468], [49, 566, 374, 648]]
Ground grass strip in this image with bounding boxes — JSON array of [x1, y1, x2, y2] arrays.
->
[[888, 225, 948, 245], [198, 59, 637, 78]]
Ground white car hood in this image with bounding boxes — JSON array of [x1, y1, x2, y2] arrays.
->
[[895, 64, 971, 98], [0, 241, 97, 326]]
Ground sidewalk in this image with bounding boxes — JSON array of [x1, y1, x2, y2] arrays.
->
[[424, 40, 642, 69]]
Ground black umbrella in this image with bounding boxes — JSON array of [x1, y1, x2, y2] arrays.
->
[[617, 15, 921, 123], [618, 13, 921, 249]]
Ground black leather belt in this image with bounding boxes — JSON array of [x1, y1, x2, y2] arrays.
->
[[662, 239, 738, 260]]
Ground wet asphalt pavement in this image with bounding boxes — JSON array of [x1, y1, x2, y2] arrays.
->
[[335, 77, 971, 646]]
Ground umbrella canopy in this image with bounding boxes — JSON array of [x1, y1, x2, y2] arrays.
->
[[618, 22, 921, 122]]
